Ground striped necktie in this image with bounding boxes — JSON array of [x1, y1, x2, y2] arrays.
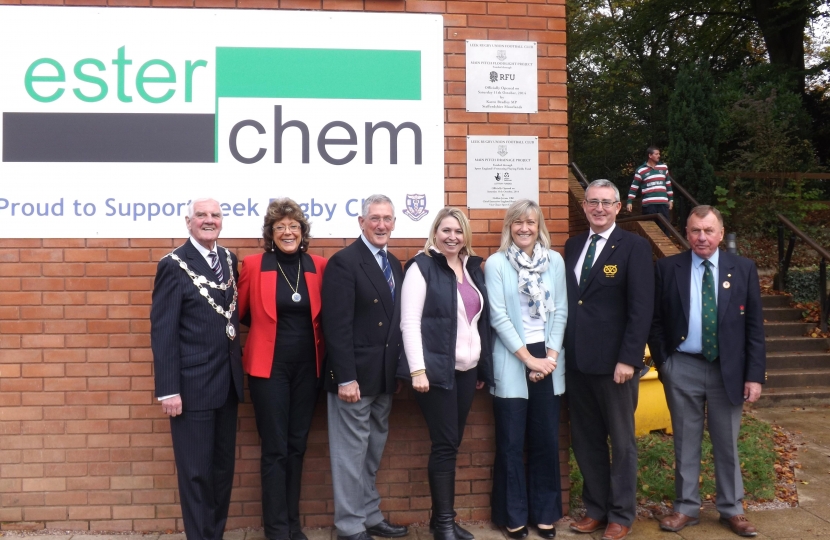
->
[[378, 249, 394, 300], [208, 251, 224, 283], [579, 234, 601, 292], [701, 259, 718, 361]]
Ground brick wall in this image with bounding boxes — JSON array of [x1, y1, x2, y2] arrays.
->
[[0, 0, 569, 532]]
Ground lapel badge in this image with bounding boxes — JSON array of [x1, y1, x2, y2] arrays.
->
[[603, 264, 618, 278], [723, 281, 731, 289], [740, 304, 745, 315]]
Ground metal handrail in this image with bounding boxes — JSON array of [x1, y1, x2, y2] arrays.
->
[[616, 214, 691, 251], [776, 213, 830, 332], [570, 162, 589, 189]]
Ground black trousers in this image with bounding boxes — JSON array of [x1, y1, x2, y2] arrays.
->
[[249, 360, 318, 540], [643, 203, 671, 235], [413, 367, 478, 474], [491, 342, 563, 528], [170, 385, 239, 540], [566, 369, 639, 527]]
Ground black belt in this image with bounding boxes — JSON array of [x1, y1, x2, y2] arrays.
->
[[679, 351, 719, 363]]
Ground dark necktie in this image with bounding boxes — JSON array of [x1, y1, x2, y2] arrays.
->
[[209, 251, 224, 283], [701, 259, 718, 361], [378, 249, 395, 300], [579, 234, 601, 292]]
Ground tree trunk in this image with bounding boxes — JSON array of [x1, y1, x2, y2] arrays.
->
[[750, 0, 808, 93]]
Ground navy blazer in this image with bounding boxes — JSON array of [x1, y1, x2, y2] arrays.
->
[[321, 238, 404, 396], [564, 226, 655, 374], [648, 249, 766, 405], [151, 241, 244, 410]]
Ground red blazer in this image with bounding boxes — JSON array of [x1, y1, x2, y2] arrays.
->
[[238, 251, 328, 378]]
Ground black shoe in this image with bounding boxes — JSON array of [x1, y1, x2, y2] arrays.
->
[[338, 532, 374, 540], [429, 519, 474, 540], [536, 526, 556, 539], [291, 532, 309, 540], [366, 520, 409, 538], [506, 527, 528, 540]]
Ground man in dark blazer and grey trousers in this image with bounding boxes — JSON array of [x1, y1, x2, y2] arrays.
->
[[649, 205, 765, 537], [322, 194, 408, 540], [564, 179, 654, 540], [151, 198, 244, 540]]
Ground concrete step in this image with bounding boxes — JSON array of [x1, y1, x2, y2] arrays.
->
[[766, 352, 830, 370], [761, 294, 793, 308], [756, 385, 830, 406], [765, 368, 830, 388], [764, 321, 814, 337], [764, 337, 830, 353], [763, 307, 804, 321]]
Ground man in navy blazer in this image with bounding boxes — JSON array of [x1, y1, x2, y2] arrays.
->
[[649, 205, 765, 537], [322, 194, 407, 540], [151, 198, 244, 540], [564, 179, 654, 540]]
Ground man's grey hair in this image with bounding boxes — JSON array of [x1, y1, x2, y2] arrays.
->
[[187, 198, 220, 218], [585, 179, 620, 202], [361, 194, 395, 217]]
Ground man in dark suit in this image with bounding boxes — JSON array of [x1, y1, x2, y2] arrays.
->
[[151, 198, 244, 540], [322, 194, 408, 540], [564, 179, 654, 540], [649, 205, 765, 537]]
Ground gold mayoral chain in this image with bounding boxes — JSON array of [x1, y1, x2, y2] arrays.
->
[[165, 249, 239, 340]]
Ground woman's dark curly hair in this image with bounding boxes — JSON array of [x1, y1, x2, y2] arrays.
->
[[261, 198, 312, 253]]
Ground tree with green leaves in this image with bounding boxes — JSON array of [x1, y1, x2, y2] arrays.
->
[[668, 63, 719, 204]]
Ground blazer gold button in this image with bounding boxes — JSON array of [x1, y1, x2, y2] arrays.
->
[[578, 300, 583, 305], [374, 299, 379, 303], [378, 322, 383, 326], [681, 336, 685, 340]]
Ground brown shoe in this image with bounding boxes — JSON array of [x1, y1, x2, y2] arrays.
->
[[659, 512, 699, 532], [719, 515, 757, 537], [569, 516, 606, 534], [600, 523, 630, 540]]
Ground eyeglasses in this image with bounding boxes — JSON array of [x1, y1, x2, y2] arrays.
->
[[273, 224, 301, 233], [584, 199, 618, 209]]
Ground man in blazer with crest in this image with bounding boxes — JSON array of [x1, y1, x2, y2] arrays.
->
[[322, 194, 407, 540], [564, 179, 654, 540], [151, 198, 244, 540], [649, 205, 765, 537]]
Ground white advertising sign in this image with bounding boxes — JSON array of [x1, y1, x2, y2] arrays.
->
[[0, 7, 444, 238], [467, 136, 539, 209], [466, 40, 537, 113]]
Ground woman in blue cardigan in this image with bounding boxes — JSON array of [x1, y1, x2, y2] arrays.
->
[[485, 199, 568, 539]]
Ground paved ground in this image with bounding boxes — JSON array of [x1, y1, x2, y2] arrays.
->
[[3, 406, 830, 540]]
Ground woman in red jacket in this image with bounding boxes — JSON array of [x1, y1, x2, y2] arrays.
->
[[238, 198, 327, 540]]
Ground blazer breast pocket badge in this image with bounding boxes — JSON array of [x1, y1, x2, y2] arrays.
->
[[603, 264, 617, 278]]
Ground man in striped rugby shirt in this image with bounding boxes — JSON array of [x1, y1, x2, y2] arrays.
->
[[626, 147, 674, 234]]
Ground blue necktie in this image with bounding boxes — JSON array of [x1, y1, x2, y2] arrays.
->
[[378, 250, 394, 300], [209, 251, 224, 282]]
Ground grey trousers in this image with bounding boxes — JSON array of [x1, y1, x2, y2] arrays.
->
[[662, 352, 744, 518], [327, 392, 393, 537]]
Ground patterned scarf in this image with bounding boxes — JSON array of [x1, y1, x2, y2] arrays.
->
[[506, 242, 551, 321]]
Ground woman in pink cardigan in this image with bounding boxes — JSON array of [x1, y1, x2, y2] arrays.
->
[[400, 207, 494, 540]]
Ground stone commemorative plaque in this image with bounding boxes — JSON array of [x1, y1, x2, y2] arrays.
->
[[466, 40, 538, 113], [467, 136, 539, 209]]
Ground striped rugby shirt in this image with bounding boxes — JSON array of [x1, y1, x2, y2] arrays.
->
[[628, 161, 674, 206]]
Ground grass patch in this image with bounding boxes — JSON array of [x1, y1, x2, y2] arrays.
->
[[569, 414, 776, 505]]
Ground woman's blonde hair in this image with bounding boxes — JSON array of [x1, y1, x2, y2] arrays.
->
[[423, 207, 477, 257], [498, 199, 551, 253]]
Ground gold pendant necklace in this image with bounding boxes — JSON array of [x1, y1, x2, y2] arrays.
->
[[276, 258, 302, 302]]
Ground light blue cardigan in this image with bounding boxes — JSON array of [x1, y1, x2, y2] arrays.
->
[[484, 249, 568, 398]]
